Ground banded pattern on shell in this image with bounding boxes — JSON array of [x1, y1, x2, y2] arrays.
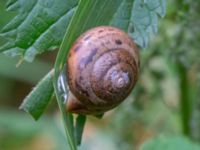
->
[[67, 26, 140, 115]]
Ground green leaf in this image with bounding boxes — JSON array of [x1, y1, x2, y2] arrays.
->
[[140, 136, 200, 150], [75, 115, 86, 145], [0, 0, 78, 61], [20, 70, 54, 120], [111, 0, 134, 32], [111, 0, 166, 48]]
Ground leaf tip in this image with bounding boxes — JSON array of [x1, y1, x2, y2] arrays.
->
[[19, 105, 39, 121]]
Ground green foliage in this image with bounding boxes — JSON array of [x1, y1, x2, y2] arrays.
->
[[0, 0, 78, 61], [111, 0, 166, 47], [140, 136, 200, 150], [0, 0, 166, 62], [75, 115, 86, 145], [150, 0, 200, 138], [19, 70, 54, 120]]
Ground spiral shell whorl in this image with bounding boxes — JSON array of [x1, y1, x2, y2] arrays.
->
[[91, 49, 137, 107], [67, 26, 139, 114]]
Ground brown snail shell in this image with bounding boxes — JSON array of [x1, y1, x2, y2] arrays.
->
[[66, 26, 140, 115]]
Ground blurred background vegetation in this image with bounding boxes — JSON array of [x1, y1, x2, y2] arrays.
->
[[0, 0, 200, 150]]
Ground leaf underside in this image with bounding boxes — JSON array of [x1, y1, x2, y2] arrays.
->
[[0, 0, 166, 62], [111, 0, 166, 48], [19, 70, 54, 120]]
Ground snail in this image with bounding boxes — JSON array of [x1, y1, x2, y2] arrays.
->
[[66, 26, 140, 115]]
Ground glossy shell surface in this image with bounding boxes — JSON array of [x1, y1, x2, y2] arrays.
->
[[67, 26, 139, 114]]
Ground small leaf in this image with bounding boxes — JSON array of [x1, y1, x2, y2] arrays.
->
[[20, 70, 54, 120], [111, 0, 134, 32], [140, 136, 200, 150], [111, 0, 166, 48], [0, 0, 78, 61], [75, 115, 86, 145]]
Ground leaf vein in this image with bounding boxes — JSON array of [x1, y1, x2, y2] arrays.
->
[[26, 6, 77, 52]]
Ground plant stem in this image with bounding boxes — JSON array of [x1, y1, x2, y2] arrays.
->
[[177, 61, 191, 136]]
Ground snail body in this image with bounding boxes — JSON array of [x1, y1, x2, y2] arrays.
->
[[66, 26, 139, 115]]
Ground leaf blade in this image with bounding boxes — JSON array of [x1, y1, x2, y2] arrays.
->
[[0, 0, 78, 61], [75, 115, 86, 145], [19, 69, 54, 120], [111, 0, 166, 48]]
